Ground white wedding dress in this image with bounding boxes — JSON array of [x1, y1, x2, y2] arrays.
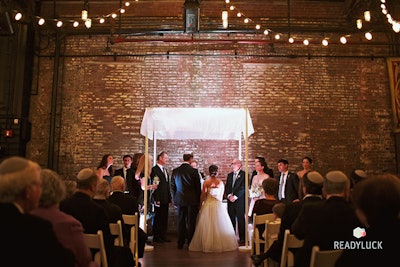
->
[[189, 181, 238, 252]]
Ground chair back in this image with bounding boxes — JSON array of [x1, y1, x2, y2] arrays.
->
[[109, 219, 124, 246], [83, 230, 108, 267], [252, 213, 277, 255], [264, 220, 281, 249], [122, 213, 139, 267], [280, 229, 304, 267], [309, 246, 343, 267]]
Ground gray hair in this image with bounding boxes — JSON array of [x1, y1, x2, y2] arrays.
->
[[39, 169, 66, 208]]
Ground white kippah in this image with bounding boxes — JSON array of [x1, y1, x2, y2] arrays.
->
[[326, 170, 348, 183], [77, 168, 95, 181], [307, 171, 324, 184], [0, 156, 29, 175]]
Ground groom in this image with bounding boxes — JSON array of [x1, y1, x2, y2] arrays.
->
[[171, 153, 201, 249], [225, 158, 246, 245]]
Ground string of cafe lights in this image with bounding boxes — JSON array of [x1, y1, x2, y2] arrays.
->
[[379, 0, 400, 33], [221, 0, 400, 46], [13, 1, 138, 29]]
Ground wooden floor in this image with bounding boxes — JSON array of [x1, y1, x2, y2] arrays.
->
[[141, 234, 253, 267]]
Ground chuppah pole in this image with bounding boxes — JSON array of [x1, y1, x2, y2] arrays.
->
[[239, 108, 251, 252]]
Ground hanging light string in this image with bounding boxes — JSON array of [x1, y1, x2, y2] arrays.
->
[[13, 1, 137, 29], [380, 0, 400, 33]]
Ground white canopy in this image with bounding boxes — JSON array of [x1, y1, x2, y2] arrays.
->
[[140, 107, 254, 140], [139, 107, 253, 251]]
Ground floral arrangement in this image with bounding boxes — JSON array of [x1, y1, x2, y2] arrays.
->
[[153, 176, 160, 185], [249, 184, 263, 198]]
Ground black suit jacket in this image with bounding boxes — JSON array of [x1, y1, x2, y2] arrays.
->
[[278, 171, 300, 203], [292, 196, 360, 267], [150, 165, 172, 205], [60, 192, 114, 254], [1, 203, 75, 267], [171, 162, 201, 206], [125, 167, 143, 204], [225, 169, 246, 207], [108, 191, 139, 215]]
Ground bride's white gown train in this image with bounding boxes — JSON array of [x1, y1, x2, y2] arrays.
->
[[189, 181, 238, 252]]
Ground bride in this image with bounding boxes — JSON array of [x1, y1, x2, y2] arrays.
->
[[189, 165, 238, 252]]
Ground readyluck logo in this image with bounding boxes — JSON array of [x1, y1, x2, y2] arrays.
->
[[333, 227, 383, 250], [353, 227, 367, 239]]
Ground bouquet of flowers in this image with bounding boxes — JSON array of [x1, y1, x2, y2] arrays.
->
[[249, 184, 263, 198], [153, 176, 160, 185]]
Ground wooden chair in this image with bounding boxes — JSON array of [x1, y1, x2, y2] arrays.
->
[[309, 246, 343, 267], [84, 230, 108, 267], [109, 219, 124, 246], [122, 213, 139, 267], [252, 213, 276, 255], [264, 220, 281, 250], [280, 229, 304, 267]]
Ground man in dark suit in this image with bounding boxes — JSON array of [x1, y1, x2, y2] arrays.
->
[[150, 151, 172, 243], [277, 159, 299, 203], [225, 158, 246, 245], [251, 171, 325, 266], [114, 154, 134, 192], [291, 170, 360, 267], [171, 153, 201, 249], [0, 156, 75, 267], [109, 176, 147, 259], [60, 168, 135, 267]]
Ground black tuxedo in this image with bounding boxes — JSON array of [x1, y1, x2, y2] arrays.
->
[[277, 172, 299, 203], [171, 162, 201, 247], [150, 164, 172, 241], [1, 203, 75, 267], [225, 169, 246, 243]]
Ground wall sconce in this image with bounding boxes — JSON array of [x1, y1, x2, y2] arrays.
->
[[183, 0, 200, 33]]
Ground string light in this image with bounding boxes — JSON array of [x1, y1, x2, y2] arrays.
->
[[12, 1, 135, 30], [380, 0, 400, 33]]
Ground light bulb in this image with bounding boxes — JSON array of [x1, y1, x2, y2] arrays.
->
[[15, 12, 22, 21], [99, 18, 105, 24], [85, 18, 92, 28], [364, 11, 371, 22], [303, 39, 309, 46], [274, 34, 280, 40], [322, 39, 328, 46], [222, 10, 228, 20], [365, 32, 372, 40], [81, 10, 88, 20], [56, 20, 63, 27], [340, 36, 347, 44], [73, 21, 79, 27], [263, 30, 269, 35], [393, 22, 400, 33], [38, 18, 45, 25], [288, 37, 294, 43], [356, 19, 362, 29]]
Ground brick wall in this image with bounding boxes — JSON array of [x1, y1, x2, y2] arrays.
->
[[27, 33, 396, 181]]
